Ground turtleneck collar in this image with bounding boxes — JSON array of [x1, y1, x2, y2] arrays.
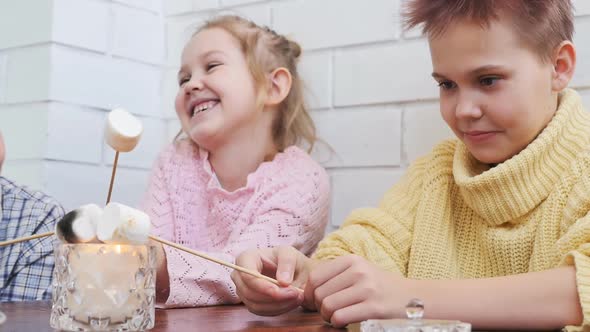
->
[[453, 89, 590, 226]]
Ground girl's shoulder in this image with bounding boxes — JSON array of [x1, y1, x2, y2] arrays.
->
[[256, 145, 329, 189], [153, 139, 202, 176], [275, 145, 327, 175]]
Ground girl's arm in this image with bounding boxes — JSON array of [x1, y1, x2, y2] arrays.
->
[[140, 146, 176, 304]]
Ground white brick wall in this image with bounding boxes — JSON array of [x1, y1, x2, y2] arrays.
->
[[331, 169, 405, 228], [574, 0, 590, 16], [0, 0, 166, 211], [52, 0, 110, 52], [273, 0, 401, 50], [403, 102, 454, 163], [333, 40, 437, 107], [112, 4, 165, 64], [573, 18, 590, 88], [312, 107, 402, 168], [4, 46, 52, 103], [1, 0, 589, 230], [0, 0, 52, 49]]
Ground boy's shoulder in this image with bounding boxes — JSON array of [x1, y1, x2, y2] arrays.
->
[[411, 139, 458, 175], [0, 176, 64, 221]]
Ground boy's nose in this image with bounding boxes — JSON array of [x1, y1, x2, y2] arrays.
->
[[455, 94, 483, 119]]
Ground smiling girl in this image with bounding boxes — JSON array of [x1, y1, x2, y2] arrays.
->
[[141, 15, 330, 308]]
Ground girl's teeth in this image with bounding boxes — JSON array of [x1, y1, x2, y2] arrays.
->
[[192, 101, 217, 116]]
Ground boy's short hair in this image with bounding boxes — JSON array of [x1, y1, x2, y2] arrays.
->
[[403, 0, 574, 62]]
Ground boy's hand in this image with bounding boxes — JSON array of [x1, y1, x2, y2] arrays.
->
[[231, 246, 315, 316], [305, 255, 407, 328]]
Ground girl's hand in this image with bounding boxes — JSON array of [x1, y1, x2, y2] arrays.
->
[[149, 239, 170, 302], [305, 255, 408, 328], [231, 246, 315, 316]]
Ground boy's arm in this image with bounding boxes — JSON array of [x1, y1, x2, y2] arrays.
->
[[307, 256, 581, 330], [409, 266, 581, 330]]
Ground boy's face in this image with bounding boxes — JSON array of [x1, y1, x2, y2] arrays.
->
[[429, 18, 558, 164]]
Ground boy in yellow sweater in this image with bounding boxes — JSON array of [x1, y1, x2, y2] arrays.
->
[[231, 1, 589, 330]]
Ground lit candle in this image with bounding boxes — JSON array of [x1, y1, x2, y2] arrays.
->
[[51, 243, 156, 331]]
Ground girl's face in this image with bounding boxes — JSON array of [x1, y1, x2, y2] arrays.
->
[[175, 28, 261, 150], [429, 19, 558, 164]]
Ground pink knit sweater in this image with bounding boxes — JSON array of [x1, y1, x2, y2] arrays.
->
[[141, 139, 330, 307]]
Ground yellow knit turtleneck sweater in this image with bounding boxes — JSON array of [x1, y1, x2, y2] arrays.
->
[[313, 89, 590, 329]]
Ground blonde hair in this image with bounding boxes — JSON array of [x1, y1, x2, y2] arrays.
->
[[195, 15, 317, 152]]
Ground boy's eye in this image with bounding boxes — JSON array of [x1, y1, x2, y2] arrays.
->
[[438, 81, 456, 90], [480, 76, 499, 87]]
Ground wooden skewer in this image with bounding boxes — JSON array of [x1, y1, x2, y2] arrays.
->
[[106, 151, 120, 205], [0, 232, 300, 292], [149, 235, 303, 292], [0, 231, 54, 247]]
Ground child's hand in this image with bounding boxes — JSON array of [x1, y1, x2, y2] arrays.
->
[[231, 246, 314, 316], [305, 255, 406, 328]]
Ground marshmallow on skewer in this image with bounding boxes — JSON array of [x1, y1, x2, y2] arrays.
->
[[55, 204, 102, 243], [105, 108, 143, 152], [97, 203, 151, 245]]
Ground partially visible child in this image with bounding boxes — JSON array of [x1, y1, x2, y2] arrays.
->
[[0, 131, 65, 302], [232, 1, 590, 330], [141, 15, 330, 307]]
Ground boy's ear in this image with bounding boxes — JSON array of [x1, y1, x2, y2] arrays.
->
[[551, 41, 576, 92], [264, 67, 292, 108]]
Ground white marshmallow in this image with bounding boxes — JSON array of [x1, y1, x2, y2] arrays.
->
[[97, 202, 151, 244], [55, 204, 102, 243], [105, 108, 143, 152]]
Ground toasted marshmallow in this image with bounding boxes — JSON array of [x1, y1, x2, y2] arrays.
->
[[105, 108, 143, 152], [55, 204, 102, 243], [97, 202, 151, 244]]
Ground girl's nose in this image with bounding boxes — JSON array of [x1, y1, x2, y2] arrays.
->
[[184, 76, 204, 92]]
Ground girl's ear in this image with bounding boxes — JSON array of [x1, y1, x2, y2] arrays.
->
[[551, 40, 576, 92], [264, 67, 292, 108]]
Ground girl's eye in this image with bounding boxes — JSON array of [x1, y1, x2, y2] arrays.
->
[[178, 77, 190, 87], [206, 63, 221, 72], [480, 76, 499, 87], [438, 81, 456, 90]]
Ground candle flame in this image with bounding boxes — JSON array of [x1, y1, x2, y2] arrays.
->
[[115, 245, 122, 254]]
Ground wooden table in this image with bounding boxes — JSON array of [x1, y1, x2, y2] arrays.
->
[[0, 301, 345, 331]]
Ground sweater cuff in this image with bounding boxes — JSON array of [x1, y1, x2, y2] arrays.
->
[[160, 245, 187, 308], [563, 251, 590, 331]]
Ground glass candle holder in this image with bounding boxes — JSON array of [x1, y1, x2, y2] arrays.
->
[[50, 243, 157, 331]]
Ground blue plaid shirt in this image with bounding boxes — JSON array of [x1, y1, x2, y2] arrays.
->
[[0, 177, 64, 302]]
